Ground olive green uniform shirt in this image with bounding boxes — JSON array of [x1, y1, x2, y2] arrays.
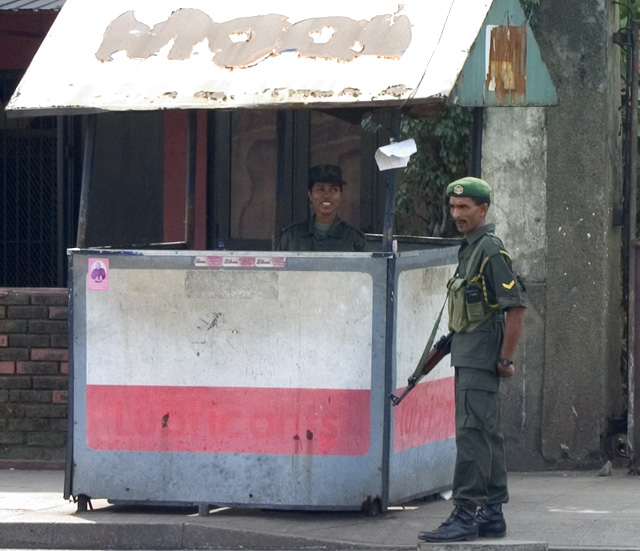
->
[[277, 216, 366, 252], [451, 224, 526, 389]]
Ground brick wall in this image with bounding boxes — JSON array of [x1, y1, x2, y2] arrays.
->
[[0, 288, 68, 469]]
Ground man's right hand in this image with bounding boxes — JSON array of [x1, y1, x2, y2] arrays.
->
[[497, 360, 515, 378]]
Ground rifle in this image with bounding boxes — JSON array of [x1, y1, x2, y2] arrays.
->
[[389, 331, 454, 406]]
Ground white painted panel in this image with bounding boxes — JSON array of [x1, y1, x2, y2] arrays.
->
[[396, 265, 455, 382], [86, 269, 373, 389]]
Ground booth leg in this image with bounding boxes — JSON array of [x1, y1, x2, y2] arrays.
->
[[76, 494, 92, 513], [198, 504, 210, 517], [361, 496, 383, 517]]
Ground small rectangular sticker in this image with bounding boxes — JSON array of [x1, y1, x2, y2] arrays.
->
[[194, 256, 285, 268], [87, 258, 109, 291]]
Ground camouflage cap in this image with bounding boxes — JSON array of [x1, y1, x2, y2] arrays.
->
[[446, 177, 492, 199], [308, 164, 346, 189]]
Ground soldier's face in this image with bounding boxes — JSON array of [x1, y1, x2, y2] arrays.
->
[[309, 181, 342, 223], [449, 196, 488, 235]]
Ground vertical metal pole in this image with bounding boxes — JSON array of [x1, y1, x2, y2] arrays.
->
[[75, 115, 96, 249], [272, 110, 288, 251], [56, 116, 65, 285], [185, 110, 197, 249], [629, 20, 639, 466], [381, 170, 397, 252], [380, 109, 402, 509], [380, 253, 395, 512], [63, 250, 75, 500], [381, 110, 402, 252], [471, 107, 484, 177]]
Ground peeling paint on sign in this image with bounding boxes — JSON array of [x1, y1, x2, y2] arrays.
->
[[380, 84, 411, 98], [8, 0, 504, 113], [339, 88, 362, 98], [95, 9, 412, 69], [194, 90, 228, 102], [485, 25, 527, 104]]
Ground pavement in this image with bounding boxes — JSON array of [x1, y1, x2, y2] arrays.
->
[[1, 467, 639, 551]]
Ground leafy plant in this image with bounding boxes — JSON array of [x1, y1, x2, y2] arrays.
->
[[395, 106, 474, 237], [388, 0, 539, 237]]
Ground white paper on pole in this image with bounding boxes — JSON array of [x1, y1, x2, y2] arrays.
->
[[374, 138, 417, 171]]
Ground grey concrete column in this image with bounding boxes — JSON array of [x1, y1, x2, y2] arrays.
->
[[483, 106, 548, 469], [532, 0, 624, 466]]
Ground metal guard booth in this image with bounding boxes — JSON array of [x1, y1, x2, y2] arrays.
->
[[7, 0, 556, 511]]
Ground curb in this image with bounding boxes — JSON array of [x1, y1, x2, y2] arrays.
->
[[419, 544, 547, 551], [0, 522, 414, 551], [3, 523, 639, 551]]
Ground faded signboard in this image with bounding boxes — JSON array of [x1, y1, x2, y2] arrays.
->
[[7, 0, 493, 114], [485, 24, 527, 104]]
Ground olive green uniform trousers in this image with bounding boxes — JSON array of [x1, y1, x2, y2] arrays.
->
[[452, 366, 508, 508]]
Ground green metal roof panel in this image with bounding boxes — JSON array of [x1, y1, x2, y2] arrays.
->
[[452, 0, 557, 106]]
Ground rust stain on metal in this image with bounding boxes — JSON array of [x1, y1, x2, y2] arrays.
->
[[163, 91, 177, 99], [161, 413, 169, 427], [486, 25, 527, 104], [306, 430, 313, 440], [95, 9, 412, 69]]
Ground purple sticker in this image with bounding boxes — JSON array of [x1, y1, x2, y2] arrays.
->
[[88, 259, 109, 291]]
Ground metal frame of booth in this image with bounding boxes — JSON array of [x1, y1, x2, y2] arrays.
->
[[67, 246, 457, 512]]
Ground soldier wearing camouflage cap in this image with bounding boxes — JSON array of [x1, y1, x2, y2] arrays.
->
[[277, 164, 365, 252], [419, 177, 526, 544]]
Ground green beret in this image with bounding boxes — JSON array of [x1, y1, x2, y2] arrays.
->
[[446, 177, 492, 198]]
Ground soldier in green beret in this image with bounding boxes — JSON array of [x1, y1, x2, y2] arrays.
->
[[419, 177, 526, 543], [277, 164, 366, 252]]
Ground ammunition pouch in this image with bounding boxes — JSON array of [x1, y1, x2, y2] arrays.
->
[[447, 276, 495, 333]]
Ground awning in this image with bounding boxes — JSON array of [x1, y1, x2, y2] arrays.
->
[[0, 1, 64, 10], [6, 0, 556, 116]]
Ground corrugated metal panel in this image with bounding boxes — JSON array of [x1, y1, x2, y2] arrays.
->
[[0, 0, 64, 10], [7, 0, 495, 114]]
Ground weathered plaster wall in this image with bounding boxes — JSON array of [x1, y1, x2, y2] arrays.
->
[[484, 0, 624, 469], [535, 0, 624, 467], [483, 107, 548, 469]]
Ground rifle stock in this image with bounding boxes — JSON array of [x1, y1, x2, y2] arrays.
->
[[389, 331, 454, 406]]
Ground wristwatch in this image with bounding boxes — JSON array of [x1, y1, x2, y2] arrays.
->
[[498, 358, 513, 367]]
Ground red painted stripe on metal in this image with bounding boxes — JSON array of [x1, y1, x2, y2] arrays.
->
[[393, 376, 455, 453], [86, 385, 371, 456]]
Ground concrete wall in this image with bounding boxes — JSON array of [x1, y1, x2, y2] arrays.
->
[[483, 107, 548, 469], [484, 0, 625, 469]]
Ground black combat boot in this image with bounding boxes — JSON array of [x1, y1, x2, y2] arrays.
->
[[476, 503, 507, 538], [418, 505, 478, 542]]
